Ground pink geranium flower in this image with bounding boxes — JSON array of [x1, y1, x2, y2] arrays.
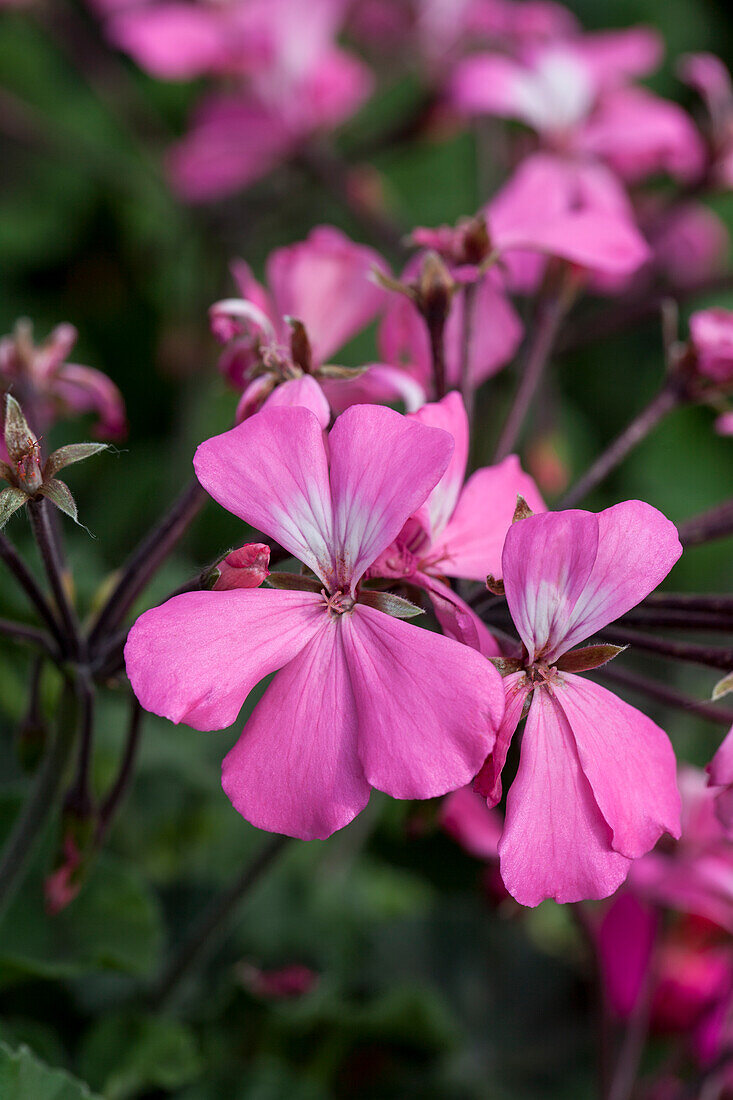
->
[[0, 320, 126, 440], [448, 27, 704, 184], [369, 392, 544, 654], [158, 0, 372, 200], [476, 503, 682, 906], [125, 404, 505, 840], [211, 227, 423, 423]]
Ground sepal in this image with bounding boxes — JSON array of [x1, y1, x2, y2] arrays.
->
[[38, 479, 79, 523], [44, 442, 108, 479], [555, 644, 627, 673], [357, 590, 425, 618], [0, 486, 29, 529]]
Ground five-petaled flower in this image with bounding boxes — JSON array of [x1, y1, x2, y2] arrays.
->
[[476, 503, 683, 906], [125, 404, 505, 840]]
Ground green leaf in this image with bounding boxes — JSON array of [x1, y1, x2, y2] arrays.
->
[[79, 1013, 202, 1100], [44, 444, 108, 480], [357, 590, 424, 618], [37, 480, 78, 524], [0, 1043, 101, 1100], [0, 486, 28, 529]]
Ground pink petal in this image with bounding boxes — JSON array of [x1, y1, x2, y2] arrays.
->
[[502, 502, 682, 663], [499, 689, 632, 906], [52, 364, 127, 440], [109, 5, 232, 79], [708, 725, 733, 788], [321, 364, 425, 415], [474, 672, 531, 805], [574, 26, 663, 89], [263, 375, 331, 429], [447, 53, 530, 120], [432, 455, 545, 581], [409, 392, 468, 540], [327, 404, 453, 590], [222, 617, 370, 839], [577, 87, 706, 185], [266, 226, 386, 365], [440, 786, 503, 860], [555, 675, 681, 858], [415, 573, 502, 657], [444, 274, 523, 388], [597, 893, 658, 1018], [194, 406, 335, 585], [167, 94, 294, 203], [124, 589, 325, 731], [343, 604, 505, 799]]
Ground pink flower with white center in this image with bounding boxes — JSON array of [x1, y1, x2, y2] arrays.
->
[[160, 0, 372, 200], [125, 404, 505, 840], [0, 320, 126, 440], [689, 308, 733, 384], [369, 393, 545, 655], [476, 503, 682, 906], [448, 28, 705, 185], [484, 152, 652, 293], [211, 227, 424, 423]]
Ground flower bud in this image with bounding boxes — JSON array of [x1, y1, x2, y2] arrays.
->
[[689, 308, 733, 383], [3, 395, 42, 492], [415, 251, 455, 324], [211, 543, 271, 591], [237, 962, 318, 1000]]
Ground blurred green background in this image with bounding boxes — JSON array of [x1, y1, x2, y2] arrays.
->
[[1, 1, 733, 1097]]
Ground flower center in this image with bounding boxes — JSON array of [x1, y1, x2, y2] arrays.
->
[[322, 589, 355, 616]]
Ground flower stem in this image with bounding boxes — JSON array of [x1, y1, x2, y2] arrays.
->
[[429, 313, 448, 401], [0, 618, 58, 657], [27, 498, 80, 657], [89, 480, 206, 649], [607, 930, 656, 1100], [642, 593, 733, 613], [596, 664, 733, 726], [64, 673, 95, 818], [619, 608, 733, 632], [0, 532, 64, 650], [148, 833, 290, 1010], [603, 627, 733, 671], [97, 697, 143, 844], [0, 679, 77, 921], [494, 291, 566, 462], [461, 281, 477, 434], [560, 381, 682, 508], [677, 499, 733, 547]]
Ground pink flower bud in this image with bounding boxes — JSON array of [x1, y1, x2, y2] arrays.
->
[[690, 308, 733, 382], [212, 543, 270, 590], [43, 835, 83, 916]]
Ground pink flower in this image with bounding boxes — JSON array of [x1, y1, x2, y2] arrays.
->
[[161, 0, 372, 200], [369, 392, 544, 654], [689, 308, 733, 384], [679, 53, 733, 189], [125, 404, 505, 840], [708, 725, 733, 832], [484, 153, 652, 293], [440, 784, 502, 861], [477, 503, 682, 906], [448, 29, 704, 184], [631, 768, 733, 933], [211, 227, 422, 421], [0, 321, 126, 440]]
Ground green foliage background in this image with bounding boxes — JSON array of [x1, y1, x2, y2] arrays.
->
[[1, 1, 733, 1096]]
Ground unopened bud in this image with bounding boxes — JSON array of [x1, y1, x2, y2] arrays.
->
[[210, 543, 271, 591], [415, 251, 455, 323], [461, 216, 491, 266], [287, 319, 313, 374]]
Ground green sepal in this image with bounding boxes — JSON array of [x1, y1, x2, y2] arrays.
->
[[37, 479, 78, 523], [44, 443, 108, 480], [712, 671, 733, 701], [0, 486, 29, 529], [358, 590, 425, 618]]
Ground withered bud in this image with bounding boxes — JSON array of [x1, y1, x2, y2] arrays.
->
[[486, 574, 505, 596], [415, 251, 455, 324], [287, 318, 313, 374], [512, 495, 534, 523], [460, 217, 491, 266]]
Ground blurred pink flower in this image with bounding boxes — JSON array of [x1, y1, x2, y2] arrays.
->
[[448, 28, 704, 185], [369, 392, 544, 654], [679, 52, 733, 189], [485, 152, 651, 292], [690, 308, 733, 383], [708, 725, 733, 832], [238, 962, 319, 1000], [0, 321, 126, 440], [125, 404, 504, 840], [476, 503, 682, 906], [211, 227, 423, 422]]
